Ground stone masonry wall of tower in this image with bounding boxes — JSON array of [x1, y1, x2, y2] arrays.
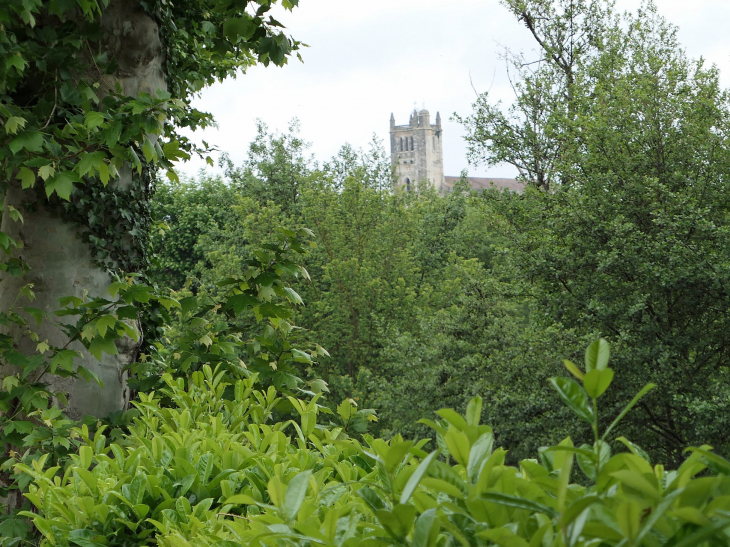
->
[[390, 109, 444, 193]]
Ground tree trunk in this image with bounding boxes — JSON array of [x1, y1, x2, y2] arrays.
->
[[0, 0, 166, 420]]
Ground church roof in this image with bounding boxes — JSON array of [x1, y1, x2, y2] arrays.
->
[[443, 176, 525, 193]]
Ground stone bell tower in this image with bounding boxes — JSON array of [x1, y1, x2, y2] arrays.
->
[[390, 108, 444, 192]]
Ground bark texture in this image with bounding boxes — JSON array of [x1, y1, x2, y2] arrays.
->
[[0, 0, 166, 420]]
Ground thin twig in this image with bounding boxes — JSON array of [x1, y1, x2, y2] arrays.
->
[[217, 512, 252, 521]]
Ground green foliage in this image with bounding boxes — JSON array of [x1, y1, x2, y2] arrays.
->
[[0, 224, 333, 546], [222, 119, 312, 216], [19, 340, 730, 547], [459, 0, 730, 462], [1, 2, 305, 541], [136, 226, 328, 396], [0, 265, 175, 545], [0, 0, 304, 339], [1, 0, 302, 197], [298, 164, 418, 392], [149, 175, 241, 289], [148, 127, 543, 453]]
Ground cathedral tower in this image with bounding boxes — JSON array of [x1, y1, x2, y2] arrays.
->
[[390, 108, 444, 192]]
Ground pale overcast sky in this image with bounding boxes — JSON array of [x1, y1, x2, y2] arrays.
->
[[179, 0, 730, 179]]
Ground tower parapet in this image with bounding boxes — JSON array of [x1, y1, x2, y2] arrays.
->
[[390, 108, 444, 193]]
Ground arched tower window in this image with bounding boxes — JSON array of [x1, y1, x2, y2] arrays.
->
[[410, 137, 414, 150], [399, 137, 403, 151], [405, 178, 411, 192]]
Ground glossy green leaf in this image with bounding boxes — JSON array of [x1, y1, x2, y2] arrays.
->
[[549, 377, 593, 424], [585, 338, 610, 372], [376, 504, 416, 540], [563, 359, 584, 380], [384, 440, 414, 473], [479, 526, 530, 547], [481, 492, 558, 518], [435, 408, 467, 431], [412, 508, 438, 547], [283, 470, 311, 521], [400, 450, 438, 504], [444, 428, 471, 466], [465, 396, 482, 426], [467, 432, 494, 483], [583, 368, 614, 398], [602, 383, 656, 440]]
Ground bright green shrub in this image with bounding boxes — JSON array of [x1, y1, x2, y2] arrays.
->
[[17, 367, 383, 546], [18, 339, 730, 547]]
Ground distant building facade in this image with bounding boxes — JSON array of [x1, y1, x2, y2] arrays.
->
[[389, 108, 524, 194], [390, 109, 444, 193]]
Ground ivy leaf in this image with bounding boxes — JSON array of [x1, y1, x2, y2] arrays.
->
[[0, 514, 29, 541], [142, 137, 156, 163], [76, 151, 107, 177], [225, 293, 257, 314], [45, 171, 79, 200], [120, 284, 153, 303], [98, 161, 110, 185], [163, 140, 191, 161], [8, 206, 23, 223], [5, 53, 28, 73], [49, 350, 80, 374], [129, 147, 142, 174], [200, 21, 217, 34], [4, 116, 26, 134], [9, 131, 44, 154], [157, 297, 181, 310], [38, 164, 55, 181], [77, 366, 103, 387], [2, 375, 20, 391], [23, 307, 45, 326], [101, 121, 123, 147], [16, 167, 35, 189], [223, 16, 257, 41], [95, 315, 116, 338], [84, 111, 105, 129], [89, 335, 119, 360]]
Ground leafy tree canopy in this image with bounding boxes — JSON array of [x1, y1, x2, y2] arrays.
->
[[460, 0, 730, 463]]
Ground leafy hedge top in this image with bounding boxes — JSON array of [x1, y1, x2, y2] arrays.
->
[[17, 340, 730, 547]]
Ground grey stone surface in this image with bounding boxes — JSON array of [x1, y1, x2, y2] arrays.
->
[[390, 109, 444, 192], [443, 176, 525, 193]]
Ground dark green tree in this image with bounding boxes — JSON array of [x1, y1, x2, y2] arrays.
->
[[461, 0, 730, 462]]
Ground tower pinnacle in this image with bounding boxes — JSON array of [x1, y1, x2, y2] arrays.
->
[[389, 107, 444, 193]]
